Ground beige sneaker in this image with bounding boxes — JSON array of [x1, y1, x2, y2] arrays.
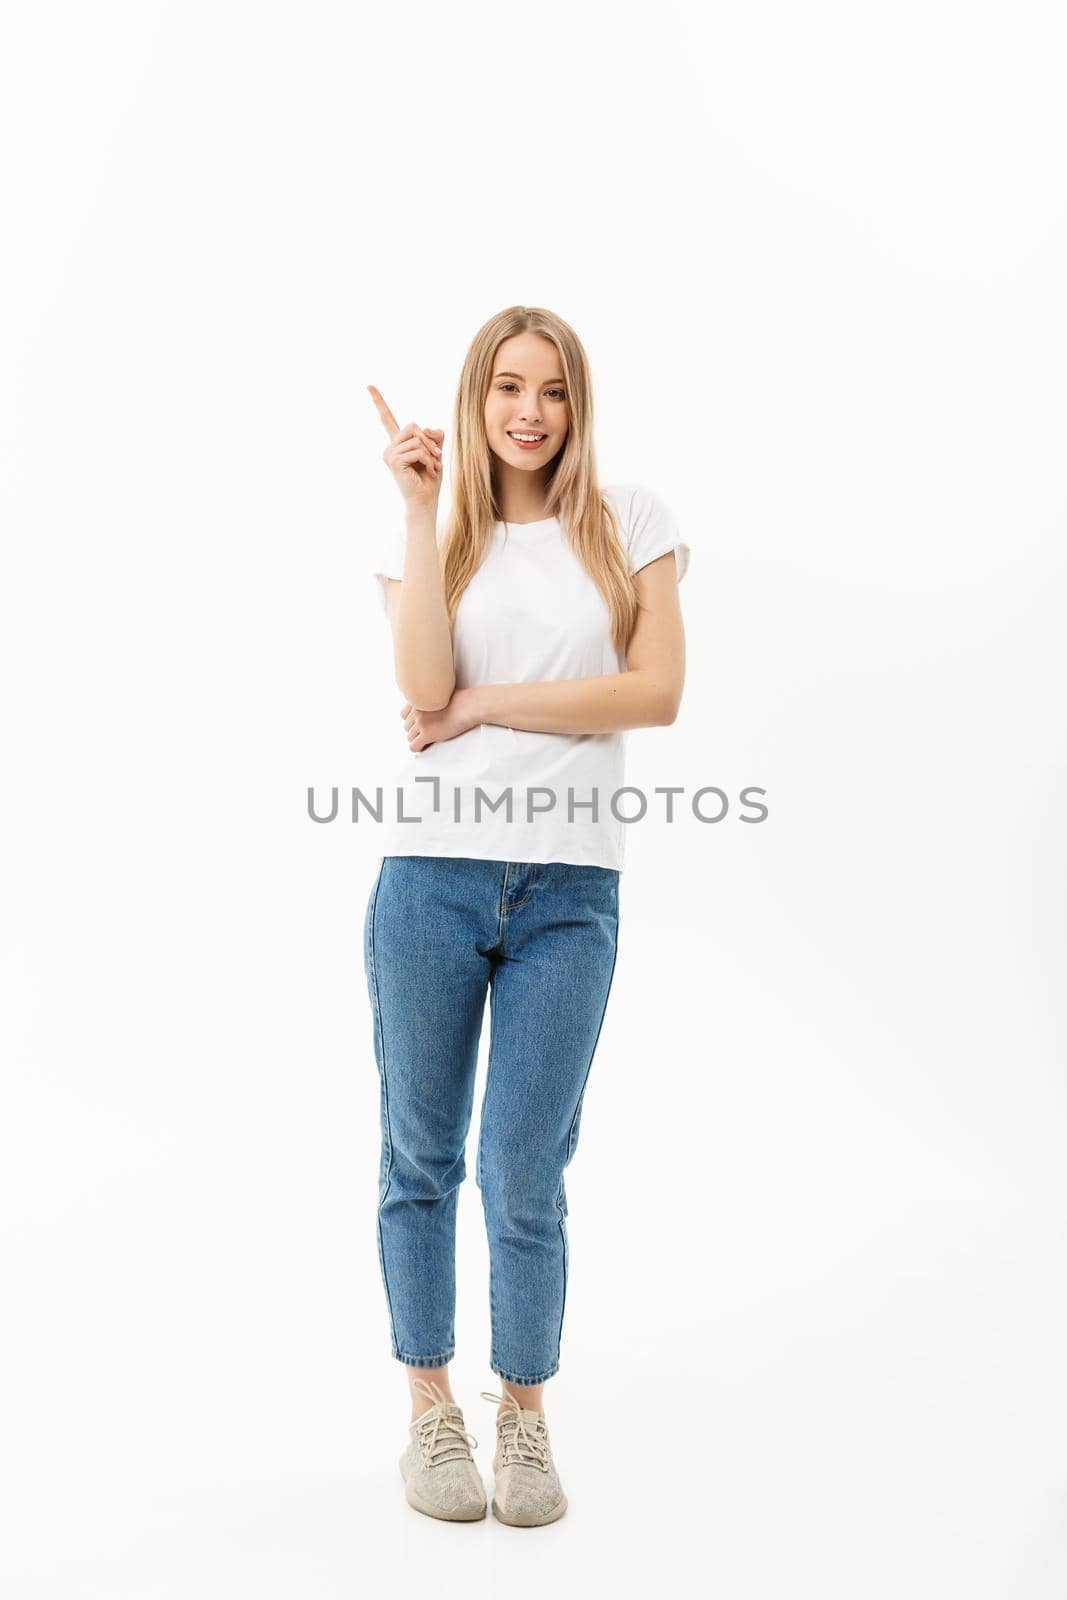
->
[[479, 1389, 568, 1526], [399, 1378, 487, 1521]]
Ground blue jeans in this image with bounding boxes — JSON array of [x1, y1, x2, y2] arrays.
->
[[363, 855, 621, 1386]]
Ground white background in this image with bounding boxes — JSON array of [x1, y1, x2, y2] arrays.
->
[[2, 2, 1065, 1595]]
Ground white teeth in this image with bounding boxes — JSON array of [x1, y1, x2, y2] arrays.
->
[[509, 432, 545, 442]]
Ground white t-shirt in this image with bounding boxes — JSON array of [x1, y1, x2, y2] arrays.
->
[[369, 482, 689, 871]]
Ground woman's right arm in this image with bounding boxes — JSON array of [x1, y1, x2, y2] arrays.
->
[[384, 504, 456, 712], [369, 385, 456, 712]]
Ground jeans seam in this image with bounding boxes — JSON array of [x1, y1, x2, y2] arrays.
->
[[479, 960, 503, 1342], [496, 863, 510, 937], [367, 856, 399, 1354], [394, 1348, 455, 1368], [490, 1360, 561, 1385], [554, 906, 620, 1363], [500, 862, 541, 919]]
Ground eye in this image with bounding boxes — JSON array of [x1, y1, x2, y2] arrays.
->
[[497, 383, 567, 400]]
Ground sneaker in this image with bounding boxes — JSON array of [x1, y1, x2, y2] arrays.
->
[[479, 1389, 568, 1526], [398, 1378, 487, 1521]]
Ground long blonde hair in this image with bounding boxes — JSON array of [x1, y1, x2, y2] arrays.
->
[[440, 305, 639, 657]]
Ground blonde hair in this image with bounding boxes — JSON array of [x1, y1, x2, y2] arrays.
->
[[439, 305, 639, 657]]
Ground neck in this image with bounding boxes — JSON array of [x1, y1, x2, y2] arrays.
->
[[493, 461, 554, 525]]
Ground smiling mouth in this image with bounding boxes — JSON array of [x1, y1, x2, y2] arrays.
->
[[507, 431, 548, 445]]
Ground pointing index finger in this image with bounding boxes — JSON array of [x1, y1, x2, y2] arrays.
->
[[367, 384, 403, 441]]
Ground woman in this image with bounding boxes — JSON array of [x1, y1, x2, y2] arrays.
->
[[363, 305, 689, 1526]]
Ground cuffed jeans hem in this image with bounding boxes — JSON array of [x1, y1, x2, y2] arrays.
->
[[393, 1348, 454, 1369], [490, 1359, 560, 1385]]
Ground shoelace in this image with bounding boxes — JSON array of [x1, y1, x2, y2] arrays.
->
[[411, 1377, 479, 1466], [479, 1389, 550, 1472]]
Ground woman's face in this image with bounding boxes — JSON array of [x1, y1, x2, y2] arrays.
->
[[483, 332, 570, 470]]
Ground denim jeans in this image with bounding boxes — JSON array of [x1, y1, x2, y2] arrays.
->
[[362, 854, 621, 1386]]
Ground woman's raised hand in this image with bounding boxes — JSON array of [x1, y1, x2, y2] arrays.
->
[[368, 385, 445, 510]]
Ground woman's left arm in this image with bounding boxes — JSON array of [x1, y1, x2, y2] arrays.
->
[[401, 553, 686, 746]]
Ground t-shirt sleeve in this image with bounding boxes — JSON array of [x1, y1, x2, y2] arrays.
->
[[623, 483, 690, 584], [371, 522, 406, 615]]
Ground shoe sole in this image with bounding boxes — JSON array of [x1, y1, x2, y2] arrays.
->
[[399, 1460, 487, 1521], [491, 1491, 568, 1527]]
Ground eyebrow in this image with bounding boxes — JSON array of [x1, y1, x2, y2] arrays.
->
[[493, 371, 566, 385]]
